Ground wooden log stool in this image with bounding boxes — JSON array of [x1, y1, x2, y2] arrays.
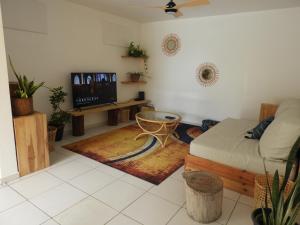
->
[[183, 171, 223, 223]]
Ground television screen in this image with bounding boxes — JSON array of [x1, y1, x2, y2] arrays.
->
[[71, 72, 117, 108]]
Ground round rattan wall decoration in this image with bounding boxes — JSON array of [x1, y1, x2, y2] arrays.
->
[[196, 63, 219, 87], [162, 34, 181, 56]]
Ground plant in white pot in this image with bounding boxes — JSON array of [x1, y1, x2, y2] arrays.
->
[[9, 57, 44, 116], [252, 137, 300, 225], [48, 86, 70, 141]]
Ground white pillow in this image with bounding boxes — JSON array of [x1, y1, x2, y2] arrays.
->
[[260, 109, 300, 160], [275, 98, 300, 117]]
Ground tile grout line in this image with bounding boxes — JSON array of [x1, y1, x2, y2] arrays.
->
[[4, 159, 244, 225], [225, 194, 241, 225], [6, 185, 54, 224], [47, 168, 128, 222], [43, 170, 121, 212], [103, 212, 123, 225], [47, 158, 95, 178], [165, 206, 183, 225], [5, 121, 246, 225], [0, 123, 144, 224], [119, 213, 145, 225], [117, 178, 183, 225]]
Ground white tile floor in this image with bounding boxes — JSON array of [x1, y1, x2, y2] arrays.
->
[[1, 123, 299, 225]]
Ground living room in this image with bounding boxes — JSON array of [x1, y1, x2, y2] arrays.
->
[[0, 0, 300, 225]]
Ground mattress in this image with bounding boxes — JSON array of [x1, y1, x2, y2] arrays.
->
[[190, 118, 286, 175]]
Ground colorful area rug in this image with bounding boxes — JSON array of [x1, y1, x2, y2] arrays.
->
[[63, 123, 203, 185]]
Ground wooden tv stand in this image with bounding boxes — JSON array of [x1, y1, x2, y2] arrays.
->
[[68, 100, 150, 136]]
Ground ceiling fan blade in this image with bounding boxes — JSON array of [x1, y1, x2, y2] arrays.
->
[[147, 5, 166, 10], [174, 10, 183, 17], [177, 0, 209, 9]]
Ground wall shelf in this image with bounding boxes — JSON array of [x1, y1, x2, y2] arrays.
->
[[121, 56, 146, 60], [121, 81, 147, 84]]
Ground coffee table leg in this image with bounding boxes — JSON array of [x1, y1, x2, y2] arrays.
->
[[134, 133, 147, 140], [135, 119, 180, 148]]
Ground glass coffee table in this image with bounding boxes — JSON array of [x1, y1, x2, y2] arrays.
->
[[135, 111, 182, 148]]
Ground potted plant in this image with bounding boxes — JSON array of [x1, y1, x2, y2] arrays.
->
[[128, 72, 151, 82], [48, 86, 70, 141], [9, 57, 44, 116], [251, 137, 300, 225], [128, 72, 143, 82], [127, 42, 148, 58]]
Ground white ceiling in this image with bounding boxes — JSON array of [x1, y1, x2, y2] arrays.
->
[[67, 0, 300, 23]]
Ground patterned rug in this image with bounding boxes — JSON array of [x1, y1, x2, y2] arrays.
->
[[63, 123, 203, 185]]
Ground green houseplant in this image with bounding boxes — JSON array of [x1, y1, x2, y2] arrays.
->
[[127, 42, 148, 58], [251, 137, 300, 225], [9, 57, 44, 116], [48, 86, 70, 141]]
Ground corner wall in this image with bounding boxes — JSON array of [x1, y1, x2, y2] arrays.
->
[[141, 7, 300, 123], [0, 2, 18, 181], [3, 0, 143, 131]]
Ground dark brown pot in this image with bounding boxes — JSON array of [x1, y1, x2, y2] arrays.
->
[[54, 125, 65, 142], [11, 97, 34, 116], [130, 74, 140, 82]]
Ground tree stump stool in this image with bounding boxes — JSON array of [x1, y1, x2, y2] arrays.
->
[[183, 171, 223, 223]]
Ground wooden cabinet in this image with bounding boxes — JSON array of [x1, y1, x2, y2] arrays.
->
[[13, 112, 49, 176]]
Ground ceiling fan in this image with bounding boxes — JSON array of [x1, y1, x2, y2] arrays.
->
[[152, 0, 209, 18]]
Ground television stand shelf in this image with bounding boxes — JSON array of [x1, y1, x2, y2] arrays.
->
[[68, 100, 150, 136], [121, 81, 147, 84]]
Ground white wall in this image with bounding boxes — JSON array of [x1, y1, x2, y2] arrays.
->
[[0, 2, 18, 181], [3, 0, 143, 130], [141, 7, 300, 124]]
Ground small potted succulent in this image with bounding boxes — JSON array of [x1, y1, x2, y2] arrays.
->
[[9, 57, 44, 116], [48, 86, 71, 141], [251, 137, 300, 225]]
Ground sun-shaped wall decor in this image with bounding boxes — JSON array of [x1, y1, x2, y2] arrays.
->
[[196, 63, 219, 87], [162, 34, 181, 56]]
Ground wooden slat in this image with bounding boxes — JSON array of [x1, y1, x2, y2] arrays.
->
[[68, 100, 150, 117], [121, 81, 147, 84], [13, 112, 49, 176], [259, 103, 278, 122], [185, 154, 257, 197]]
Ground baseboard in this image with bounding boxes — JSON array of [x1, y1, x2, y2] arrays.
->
[[0, 172, 19, 185], [181, 119, 202, 127]]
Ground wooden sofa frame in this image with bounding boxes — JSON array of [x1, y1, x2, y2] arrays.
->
[[185, 103, 280, 197]]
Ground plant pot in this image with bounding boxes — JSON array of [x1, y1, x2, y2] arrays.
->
[[130, 73, 141, 82], [52, 124, 65, 142], [11, 97, 34, 116], [251, 208, 299, 225], [48, 126, 57, 151]]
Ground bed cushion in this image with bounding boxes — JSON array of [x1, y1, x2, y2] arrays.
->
[[275, 98, 300, 117], [259, 109, 300, 160], [190, 118, 286, 175]]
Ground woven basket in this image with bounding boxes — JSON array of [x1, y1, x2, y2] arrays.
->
[[254, 174, 294, 209], [48, 126, 57, 152]]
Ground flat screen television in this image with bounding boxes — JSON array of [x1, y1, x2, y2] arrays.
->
[[71, 72, 117, 108]]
